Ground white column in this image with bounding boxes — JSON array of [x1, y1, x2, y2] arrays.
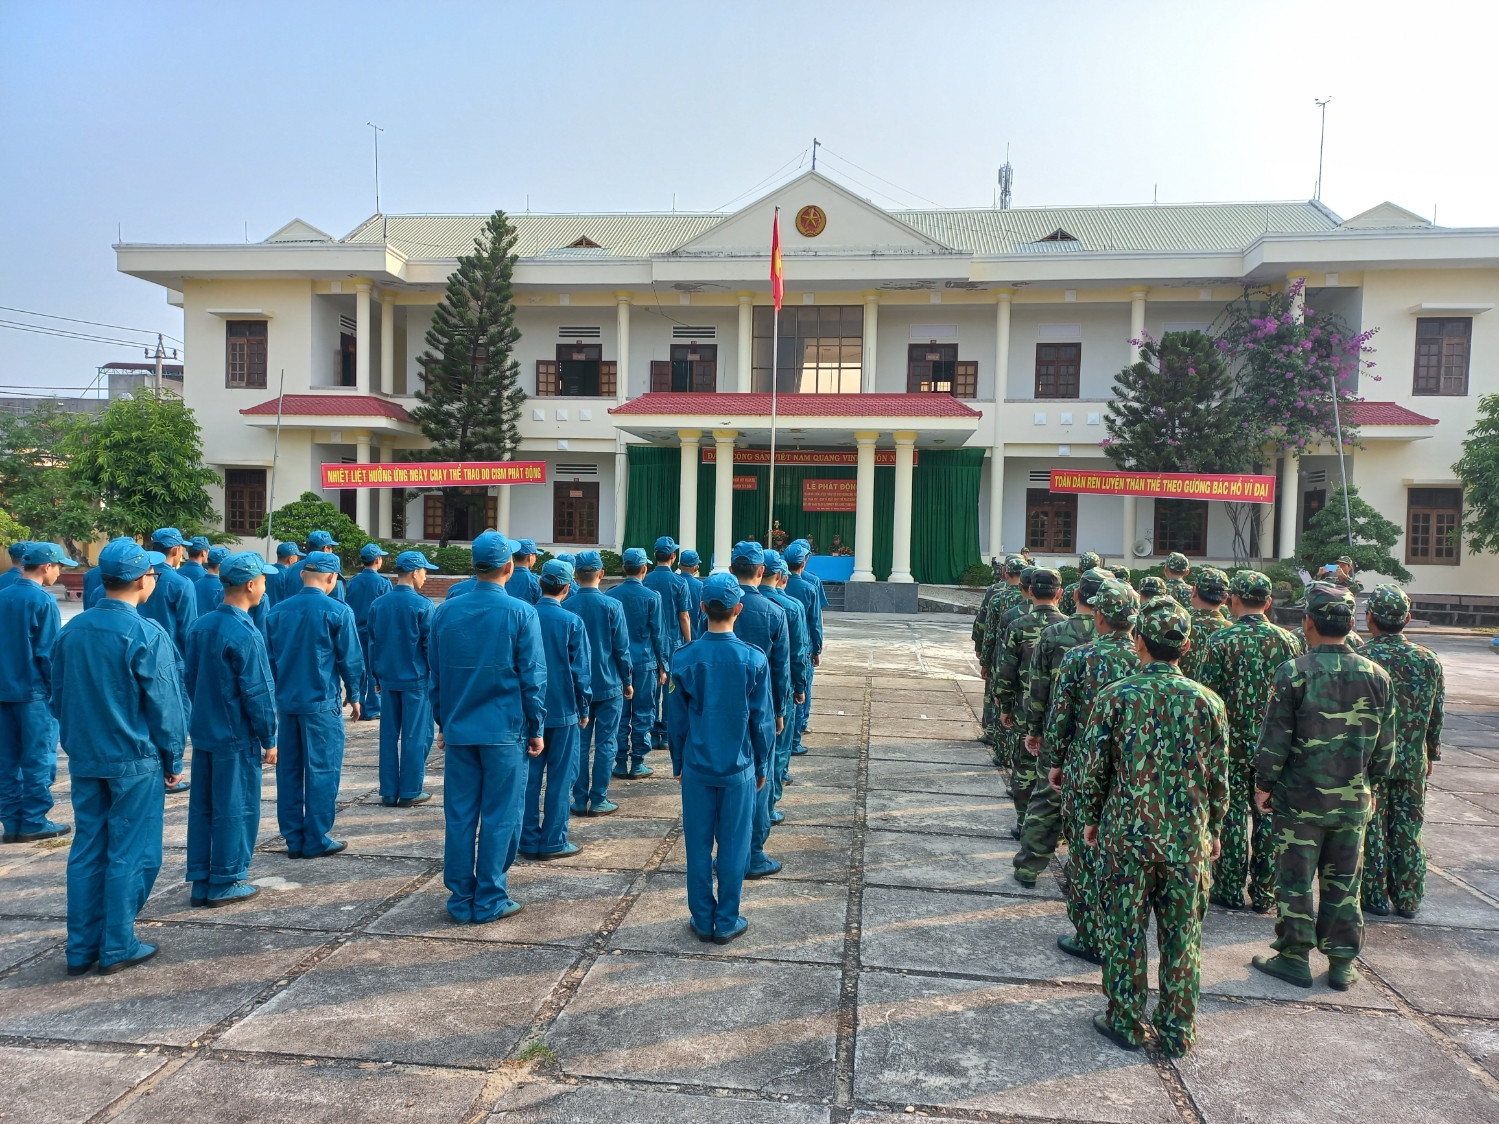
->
[[678, 430, 700, 552], [355, 283, 371, 394], [1278, 450, 1300, 560], [712, 429, 737, 573], [988, 290, 1013, 555], [612, 438, 628, 550], [379, 292, 395, 395], [1257, 490, 1276, 562], [355, 431, 372, 533], [495, 484, 511, 536], [736, 293, 754, 392], [852, 431, 879, 582], [1121, 495, 1138, 559], [376, 443, 393, 539], [1288, 272, 1308, 321], [890, 431, 917, 583], [1128, 286, 1149, 362], [615, 292, 631, 402], [861, 293, 880, 393]]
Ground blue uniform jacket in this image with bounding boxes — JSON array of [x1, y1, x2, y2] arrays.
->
[[445, 576, 477, 600], [178, 559, 207, 585], [537, 597, 592, 728], [367, 584, 435, 692], [264, 563, 291, 608], [763, 586, 812, 701], [784, 572, 824, 656], [50, 601, 187, 778], [429, 582, 546, 745], [0, 568, 21, 593], [82, 566, 104, 609], [732, 584, 790, 711], [563, 585, 632, 702], [505, 566, 541, 605], [665, 632, 775, 782], [0, 577, 61, 702], [195, 572, 225, 617], [265, 587, 363, 714], [185, 604, 277, 752], [608, 577, 668, 671], [678, 571, 706, 639], [140, 564, 199, 662], [276, 560, 347, 604], [643, 565, 690, 649], [802, 568, 830, 609], [345, 567, 392, 639]]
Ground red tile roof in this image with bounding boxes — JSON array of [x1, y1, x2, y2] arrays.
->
[[1342, 401, 1438, 426], [610, 392, 982, 418], [240, 394, 414, 422]]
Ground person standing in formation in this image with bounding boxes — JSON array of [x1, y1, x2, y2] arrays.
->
[[265, 542, 302, 608], [608, 548, 666, 780], [759, 551, 810, 817], [1059, 551, 1102, 616], [140, 528, 198, 794], [1177, 566, 1230, 681], [345, 542, 392, 723], [676, 549, 706, 640], [505, 539, 542, 605], [178, 536, 210, 585], [366, 551, 440, 808], [643, 536, 692, 756], [782, 541, 823, 756], [981, 562, 1033, 776], [1163, 552, 1193, 607], [972, 556, 1007, 748], [974, 555, 1024, 753], [993, 567, 1065, 829], [192, 546, 230, 616], [566, 551, 632, 817]]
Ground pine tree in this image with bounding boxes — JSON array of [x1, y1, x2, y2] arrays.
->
[[409, 209, 525, 546], [1298, 484, 1411, 582]]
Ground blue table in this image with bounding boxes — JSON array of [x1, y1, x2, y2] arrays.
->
[[804, 555, 855, 582]]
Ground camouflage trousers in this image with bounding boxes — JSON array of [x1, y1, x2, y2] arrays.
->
[[1100, 850, 1207, 1054], [1015, 767, 1063, 878], [1061, 786, 1104, 953], [1271, 818, 1367, 961], [979, 690, 998, 747], [1009, 734, 1039, 820], [1362, 775, 1427, 914], [1212, 759, 1278, 910]]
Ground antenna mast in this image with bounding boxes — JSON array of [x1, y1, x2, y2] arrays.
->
[[1313, 98, 1331, 201], [997, 145, 1013, 210], [366, 122, 384, 213], [811, 137, 819, 172]]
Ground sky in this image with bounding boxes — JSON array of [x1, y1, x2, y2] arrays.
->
[[3, 0, 1496, 392]]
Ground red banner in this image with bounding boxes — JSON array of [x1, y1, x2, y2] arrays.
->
[[1048, 469, 1276, 504], [320, 461, 547, 490], [733, 475, 758, 491], [802, 478, 858, 511], [700, 447, 915, 467]]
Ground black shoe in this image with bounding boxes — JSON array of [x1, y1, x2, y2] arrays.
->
[[1396, 907, 1418, 919], [304, 840, 347, 858], [713, 918, 749, 945], [17, 824, 71, 843], [1211, 895, 1247, 912], [1, 832, 18, 844], [1364, 901, 1391, 917], [1057, 934, 1103, 964], [396, 792, 432, 807], [98, 944, 157, 975], [689, 923, 714, 944], [1092, 1012, 1140, 1051], [1251, 902, 1273, 915], [1014, 872, 1037, 889], [66, 960, 97, 977], [1010, 824, 1022, 840]]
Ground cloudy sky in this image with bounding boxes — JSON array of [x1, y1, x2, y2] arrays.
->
[[3, 0, 1495, 391]]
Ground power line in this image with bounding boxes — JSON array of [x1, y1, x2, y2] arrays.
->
[[0, 319, 170, 349], [816, 146, 944, 208], [0, 304, 182, 343]]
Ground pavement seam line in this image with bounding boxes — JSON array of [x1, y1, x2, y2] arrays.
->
[[1358, 952, 1499, 1096], [830, 672, 873, 1121]]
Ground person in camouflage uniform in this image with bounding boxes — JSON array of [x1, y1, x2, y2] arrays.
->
[[1075, 597, 1229, 1057], [975, 556, 1026, 749], [1360, 584, 1444, 919], [983, 566, 1034, 773], [971, 557, 1007, 746], [1252, 582, 1395, 992], [1013, 567, 1110, 885], [1136, 575, 1167, 599], [1163, 552, 1193, 607], [1334, 555, 1364, 595], [1178, 567, 1230, 681], [993, 568, 1065, 825], [1197, 570, 1303, 912], [1037, 578, 1141, 960], [1059, 551, 1103, 616], [1110, 565, 1132, 584]]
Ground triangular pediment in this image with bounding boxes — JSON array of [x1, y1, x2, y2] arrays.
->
[[673, 171, 952, 256], [1339, 202, 1431, 229], [264, 218, 334, 243]]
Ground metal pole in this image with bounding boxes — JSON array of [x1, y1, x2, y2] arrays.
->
[[367, 122, 384, 213], [264, 369, 286, 560], [1314, 97, 1331, 201], [1329, 373, 1354, 548], [767, 307, 780, 546], [154, 333, 163, 394]]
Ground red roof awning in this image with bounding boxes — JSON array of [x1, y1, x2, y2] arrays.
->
[[240, 394, 414, 422], [1342, 401, 1438, 426], [609, 392, 981, 418]]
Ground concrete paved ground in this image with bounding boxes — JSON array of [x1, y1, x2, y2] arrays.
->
[[3, 612, 1498, 1123]]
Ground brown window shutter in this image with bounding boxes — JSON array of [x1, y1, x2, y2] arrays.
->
[[693, 360, 715, 393], [536, 360, 558, 396], [650, 360, 671, 393], [599, 361, 617, 397], [954, 361, 978, 398], [907, 360, 932, 393]]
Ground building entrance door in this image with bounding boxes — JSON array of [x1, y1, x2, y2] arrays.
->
[[554, 481, 600, 544]]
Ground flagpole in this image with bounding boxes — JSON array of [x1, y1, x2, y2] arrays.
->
[[767, 206, 781, 547]]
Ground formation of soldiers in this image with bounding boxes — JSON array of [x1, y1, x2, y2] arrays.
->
[[972, 549, 1445, 1055]]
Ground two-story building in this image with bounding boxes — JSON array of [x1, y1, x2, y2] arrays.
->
[[114, 170, 1499, 596]]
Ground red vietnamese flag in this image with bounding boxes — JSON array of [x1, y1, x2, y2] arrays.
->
[[771, 207, 783, 311]]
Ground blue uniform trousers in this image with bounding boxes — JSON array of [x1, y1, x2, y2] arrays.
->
[[357, 633, 381, 719], [185, 745, 262, 888], [378, 689, 433, 802], [0, 700, 57, 835], [748, 763, 777, 875], [681, 772, 754, 937], [572, 694, 623, 809], [795, 666, 814, 746], [66, 771, 163, 969], [522, 724, 578, 855], [770, 703, 797, 806], [275, 708, 345, 857], [443, 741, 525, 923], [616, 666, 658, 770]]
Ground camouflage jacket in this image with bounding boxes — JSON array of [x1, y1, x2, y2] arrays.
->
[[1073, 662, 1230, 865], [977, 583, 1022, 659], [1361, 633, 1445, 782], [1196, 614, 1303, 762], [1038, 629, 1140, 772], [982, 593, 1029, 673], [971, 584, 1001, 649], [1165, 577, 1194, 608], [1059, 582, 1079, 617], [1025, 612, 1098, 737], [993, 605, 1066, 713], [1294, 623, 1363, 650], [1254, 644, 1396, 827], [1178, 606, 1230, 681]]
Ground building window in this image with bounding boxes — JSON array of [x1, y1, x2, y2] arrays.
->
[[338, 332, 357, 387], [906, 344, 978, 397], [224, 468, 267, 535], [536, 347, 616, 396], [1035, 343, 1080, 398], [422, 490, 499, 541], [1025, 488, 1077, 553], [226, 321, 268, 388], [651, 344, 717, 392], [751, 305, 862, 393], [1413, 318, 1471, 395], [1155, 499, 1208, 557], [1406, 487, 1462, 565], [1302, 488, 1326, 533], [554, 481, 600, 543]]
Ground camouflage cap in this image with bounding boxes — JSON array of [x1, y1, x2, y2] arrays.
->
[[1110, 565, 1131, 582], [1228, 569, 1273, 601], [1137, 575, 1168, 598], [1092, 578, 1139, 627], [1004, 553, 1027, 577], [1078, 550, 1103, 572], [1336, 555, 1354, 567], [1019, 566, 1036, 591], [1165, 552, 1190, 574], [1138, 595, 1192, 647], [1303, 580, 1356, 620], [1077, 566, 1111, 607], [1194, 566, 1229, 600], [1030, 567, 1062, 597], [1367, 583, 1412, 626]]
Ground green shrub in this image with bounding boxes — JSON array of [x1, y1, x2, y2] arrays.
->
[[600, 549, 623, 576], [1058, 565, 1079, 587], [1260, 561, 1306, 599], [958, 563, 991, 587]]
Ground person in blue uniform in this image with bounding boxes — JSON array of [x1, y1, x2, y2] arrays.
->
[[666, 573, 775, 944], [193, 546, 232, 616], [429, 531, 547, 924], [139, 528, 198, 796], [728, 541, 790, 878], [82, 563, 105, 609], [345, 542, 392, 722], [51, 538, 187, 975], [608, 547, 667, 779], [677, 549, 706, 639], [521, 558, 592, 859], [178, 536, 211, 585], [1, 541, 78, 843], [445, 573, 478, 600], [565, 550, 632, 816], [0, 541, 31, 592], [644, 536, 692, 752], [183, 551, 278, 907], [505, 539, 542, 605], [783, 541, 824, 755], [368, 551, 440, 806], [264, 543, 302, 608], [761, 551, 811, 816], [265, 550, 362, 859], [276, 531, 346, 604]]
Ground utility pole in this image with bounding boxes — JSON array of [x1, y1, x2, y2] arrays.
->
[[1314, 97, 1331, 201], [811, 137, 819, 172], [367, 122, 384, 213], [153, 333, 164, 394]]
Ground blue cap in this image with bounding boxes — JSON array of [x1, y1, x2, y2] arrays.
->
[[359, 542, 389, 562], [654, 535, 679, 556], [98, 537, 165, 581], [679, 549, 701, 568], [395, 550, 438, 572], [516, 538, 538, 555], [622, 547, 649, 567], [575, 550, 603, 571], [207, 545, 232, 566], [7, 541, 29, 561], [276, 542, 301, 559], [541, 558, 575, 586], [555, 552, 576, 565], [731, 540, 764, 567], [303, 550, 343, 574], [220, 550, 278, 586], [784, 541, 811, 564], [187, 536, 211, 553], [151, 527, 187, 548], [306, 530, 338, 549], [22, 542, 79, 568], [762, 549, 786, 575], [702, 573, 743, 609], [472, 530, 514, 568]]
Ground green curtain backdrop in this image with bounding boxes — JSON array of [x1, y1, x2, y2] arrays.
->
[[910, 448, 984, 584], [623, 446, 679, 550]]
